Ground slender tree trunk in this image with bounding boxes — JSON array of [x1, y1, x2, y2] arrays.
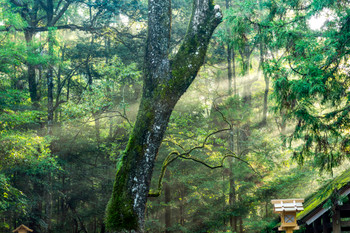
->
[[47, 29, 54, 136], [100, 221, 106, 233], [47, 0, 55, 135], [222, 169, 226, 225], [180, 185, 185, 226], [239, 216, 243, 233], [229, 161, 237, 231], [227, 46, 233, 95], [232, 50, 237, 96], [94, 113, 101, 144], [105, 1, 222, 231], [24, 30, 39, 105], [280, 109, 287, 148], [226, 0, 233, 95], [45, 174, 53, 233], [242, 50, 251, 105], [235, 43, 253, 233], [262, 74, 269, 124], [260, 30, 269, 125], [46, 6, 55, 232], [86, 56, 93, 86], [228, 126, 237, 230], [164, 172, 171, 233]]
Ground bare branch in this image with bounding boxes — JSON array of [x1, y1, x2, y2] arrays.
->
[[149, 128, 230, 197], [52, 1, 72, 26]]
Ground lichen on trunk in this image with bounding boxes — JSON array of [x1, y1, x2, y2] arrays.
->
[[106, 0, 222, 232]]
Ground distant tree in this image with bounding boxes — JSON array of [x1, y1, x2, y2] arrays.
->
[[105, 0, 222, 231]]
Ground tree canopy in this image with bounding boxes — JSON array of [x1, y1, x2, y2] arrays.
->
[[0, 0, 349, 232]]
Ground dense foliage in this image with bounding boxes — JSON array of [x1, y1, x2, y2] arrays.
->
[[0, 0, 349, 232]]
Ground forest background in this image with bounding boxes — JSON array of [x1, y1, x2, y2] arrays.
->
[[0, 0, 350, 232]]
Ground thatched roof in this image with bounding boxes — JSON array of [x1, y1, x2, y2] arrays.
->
[[298, 169, 350, 223]]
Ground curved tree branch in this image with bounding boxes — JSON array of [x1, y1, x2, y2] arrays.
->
[[148, 125, 261, 197]]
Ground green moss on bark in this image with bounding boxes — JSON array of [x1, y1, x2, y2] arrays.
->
[[105, 1, 222, 231], [105, 137, 138, 231], [105, 105, 157, 232]]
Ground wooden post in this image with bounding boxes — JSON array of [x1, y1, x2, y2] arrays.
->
[[305, 224, 313, 233], [285, 228, 293, 233], [332, 208, 341, 233], [323, 213, 330, 233], [313, 217, 321, 233]]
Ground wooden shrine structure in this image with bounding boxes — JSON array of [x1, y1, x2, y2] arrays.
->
[[273, 169, 350, 233], [272, 199, 304, 232], [13, 224, 33, 233], [298, 169, 350, 233]]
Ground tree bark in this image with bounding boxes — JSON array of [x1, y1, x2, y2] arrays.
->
[[260, 30, 269, 125], [232, 50, 237, 96], [105, 0, 222, 232], [241, 47, 252, 105], [47, 28, 54, 135], [24, 30, 39, 104], [227, 46, 233, 95], [225, 0, 234, 96], [229, 161, 237, 231], [164, 172, 171, 233], [262, 74, 269, 124], [239, 216, 243, 233], [179, 184, 185, 226], [47, 0, 55, 135]]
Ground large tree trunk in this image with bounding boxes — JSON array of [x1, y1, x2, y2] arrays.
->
[[105, 1, 222, 232]]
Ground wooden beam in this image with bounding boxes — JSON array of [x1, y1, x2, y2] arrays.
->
[[305, 207, 329, 225], [339, 204, 350, 211], [341, 220, 350, 227], [271, 199, 304, 204]]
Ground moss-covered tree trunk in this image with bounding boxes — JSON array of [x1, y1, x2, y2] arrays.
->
[[106, 0, 222, 232]]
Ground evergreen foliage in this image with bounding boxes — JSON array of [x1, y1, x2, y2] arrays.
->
[[0, 0, 348, 232]]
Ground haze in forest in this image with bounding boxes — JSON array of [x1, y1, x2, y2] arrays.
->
[[0, 0, 349, 233]]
